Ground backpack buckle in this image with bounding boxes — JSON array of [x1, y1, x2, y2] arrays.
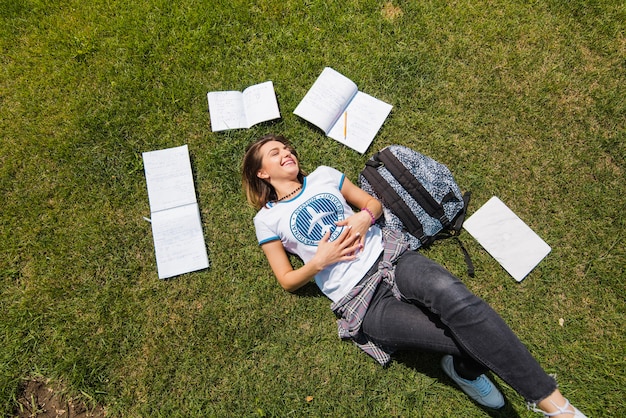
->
[[365, 160, 383, 168]]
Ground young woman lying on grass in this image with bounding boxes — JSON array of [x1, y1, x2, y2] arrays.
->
[[242, 134, 586, 417]]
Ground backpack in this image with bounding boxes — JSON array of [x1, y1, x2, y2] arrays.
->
[[359, 144, 474, 276]]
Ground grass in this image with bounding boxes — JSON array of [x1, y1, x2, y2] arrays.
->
[[1, 0, 624, 416]]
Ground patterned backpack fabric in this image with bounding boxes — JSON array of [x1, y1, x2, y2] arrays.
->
[[359, 145, 474, 275]]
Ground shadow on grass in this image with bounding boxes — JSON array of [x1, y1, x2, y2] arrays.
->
[[292, 281, 325, 298], [392, 351, 521, 418]]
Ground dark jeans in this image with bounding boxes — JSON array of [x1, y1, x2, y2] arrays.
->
[[361, 250, 556, 403]]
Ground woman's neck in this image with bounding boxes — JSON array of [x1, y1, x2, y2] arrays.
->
[[274, 180, 302, 201]]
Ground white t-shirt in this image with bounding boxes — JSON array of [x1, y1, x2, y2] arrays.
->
[[254, 166, 384, 302]]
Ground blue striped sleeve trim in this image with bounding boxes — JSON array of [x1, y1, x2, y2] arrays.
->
[[259, 236, 280, 246], [339, 173, 345, 190]]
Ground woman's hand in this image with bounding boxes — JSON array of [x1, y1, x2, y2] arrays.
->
[[337, 177, 382, 247], [261, 225, 362, 293], [335, 211, 372, 247], [311, 226, 363, 271]]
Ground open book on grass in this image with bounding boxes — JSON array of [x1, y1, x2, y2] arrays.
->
[[463, 196, 551, 282], [143, 145, 210, 279], [207, 80, 280, 131], [294, 67, 392, 154]]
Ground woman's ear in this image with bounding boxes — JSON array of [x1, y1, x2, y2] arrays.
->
[[257, 169, 269, 179]]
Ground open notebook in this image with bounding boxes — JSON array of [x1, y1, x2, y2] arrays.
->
[[293, 67, 392, 154], [463, 196, 551, 282], [143, 145, 210, 279]]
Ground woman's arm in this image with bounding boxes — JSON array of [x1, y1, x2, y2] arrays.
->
[[261, 227, 362, 292], [337, 177, 383, 244]]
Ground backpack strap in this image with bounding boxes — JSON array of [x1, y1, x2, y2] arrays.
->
[[451, 191, 471, 233], [361, 163, 430, 245], [455, 237, 475, 278], [376, 148, 451, 228]]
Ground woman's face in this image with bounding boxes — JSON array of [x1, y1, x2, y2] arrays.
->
[[256, 140, 300, 182]]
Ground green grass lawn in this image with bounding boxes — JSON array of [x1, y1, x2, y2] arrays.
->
[[1, 0, 624, 416]]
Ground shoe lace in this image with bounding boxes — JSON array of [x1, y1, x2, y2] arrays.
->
[[469, 375, 492, 396]]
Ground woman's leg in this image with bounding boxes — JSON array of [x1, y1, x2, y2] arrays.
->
[[392, 250, 556, 403], [361, 280, 506, 409], [361, 282, 487, 379]]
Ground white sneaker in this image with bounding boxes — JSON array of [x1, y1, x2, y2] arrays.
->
[[529, 398, 587, 417]]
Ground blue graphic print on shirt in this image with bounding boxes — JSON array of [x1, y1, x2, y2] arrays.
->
[[290, 193, 345, 246]]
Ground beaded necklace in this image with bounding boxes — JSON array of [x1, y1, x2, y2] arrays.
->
[[276, 185, 302, 201]]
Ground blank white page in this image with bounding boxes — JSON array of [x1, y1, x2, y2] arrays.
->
[[463, 196, 551, 282]]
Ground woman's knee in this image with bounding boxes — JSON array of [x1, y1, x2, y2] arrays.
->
[[395, 252, 460, 290], [394, 252, 474, 305]]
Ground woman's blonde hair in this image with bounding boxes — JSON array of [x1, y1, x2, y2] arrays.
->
[[242, 134, 305, 210]]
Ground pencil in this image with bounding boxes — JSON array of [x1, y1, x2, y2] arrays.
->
[[343, 111, 347, 139]]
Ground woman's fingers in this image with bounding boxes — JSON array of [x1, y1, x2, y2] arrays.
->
[[339, 229, 362, 257], [320, 229, 331, 243], [317, 226, 363, 262]]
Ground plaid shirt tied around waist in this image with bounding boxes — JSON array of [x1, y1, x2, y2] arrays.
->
[[330, 228, 409, 366]]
